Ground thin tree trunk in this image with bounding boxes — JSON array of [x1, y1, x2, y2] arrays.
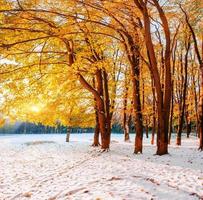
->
[[145, 118, 149, 139], [151, 117, 156, 145], [95, 69, 110, 150], [142, 78, 149, 139], [119, 26, 143, 153], [103, 69, 111, 148], [180, 5, 203, 150], [198, 36, 203, 150], [151, 79, 156, 145], [192, 67, 199, 136], [177, 38, 190, 145], [199, 66, 203, 150], [127, 114, 132, 141], [123, 71, 130, 141], [92, 78, 100, 146], [66, 127, 71, 142], [185, 105, 191, 138], [168, 92, 174, 144], [93, 123, 100, 146], [133, 71, 143, 154], [168, 40, 177, 144]]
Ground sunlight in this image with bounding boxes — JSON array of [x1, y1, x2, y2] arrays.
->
[[30, 105, 41, 113]]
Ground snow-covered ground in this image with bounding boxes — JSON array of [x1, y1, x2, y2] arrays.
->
[[0, 133, 202, 200]]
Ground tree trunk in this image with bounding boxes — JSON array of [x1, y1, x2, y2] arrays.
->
[[131, 62, 143, 154], [151, 120, 155, 145], [92, 78, 100, 146], [185, 104, 191, 138], [180, 6, 203, 150], [123, 68, 130, 142], [142, 77, 149, 139], [176, 38, 190, 145], [96, 69, 111, 150], [93, 114, 100, 146], [124, 125, 130, 141], [122, 30, 143, 153], [78, 71, 111, 150], [123, 97, 130, 142], [146, 118, 149, 138], [66, 128, 71, 142], [133, 70, 143, 154], [151, 79, 156, 145], [198, 35, 203, 150], [168, 40, 177, 144], [103, 70, 112, 148], [168, 95, 174, 144], [191, 68, 199, 137], [199, 67, 203, 150], [156, 110, 168, 155], [126, 115, 131, 141], [96, 98, 110, 150], [127, 34, 143, 154]]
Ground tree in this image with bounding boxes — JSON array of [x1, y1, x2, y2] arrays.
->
[[133, 0, 172, 155], [179, 2, 203, 150]]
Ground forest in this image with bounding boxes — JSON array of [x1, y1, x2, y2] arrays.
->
[[0, 0, 203, 199], [0, 0, 202, 155]]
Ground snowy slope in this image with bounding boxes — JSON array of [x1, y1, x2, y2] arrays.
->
[[0, 134, 202, 200]]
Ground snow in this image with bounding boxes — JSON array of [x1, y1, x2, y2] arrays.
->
[[0, 134, 202, 200]]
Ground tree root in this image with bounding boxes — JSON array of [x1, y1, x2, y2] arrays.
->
[[133, 151, 142, 154], [91, 143, 100, 147], [198, 146, 203, 151], [100, 148, 110, 153]]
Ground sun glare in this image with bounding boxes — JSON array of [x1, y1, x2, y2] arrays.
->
[[30, 105, 40, 113]]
